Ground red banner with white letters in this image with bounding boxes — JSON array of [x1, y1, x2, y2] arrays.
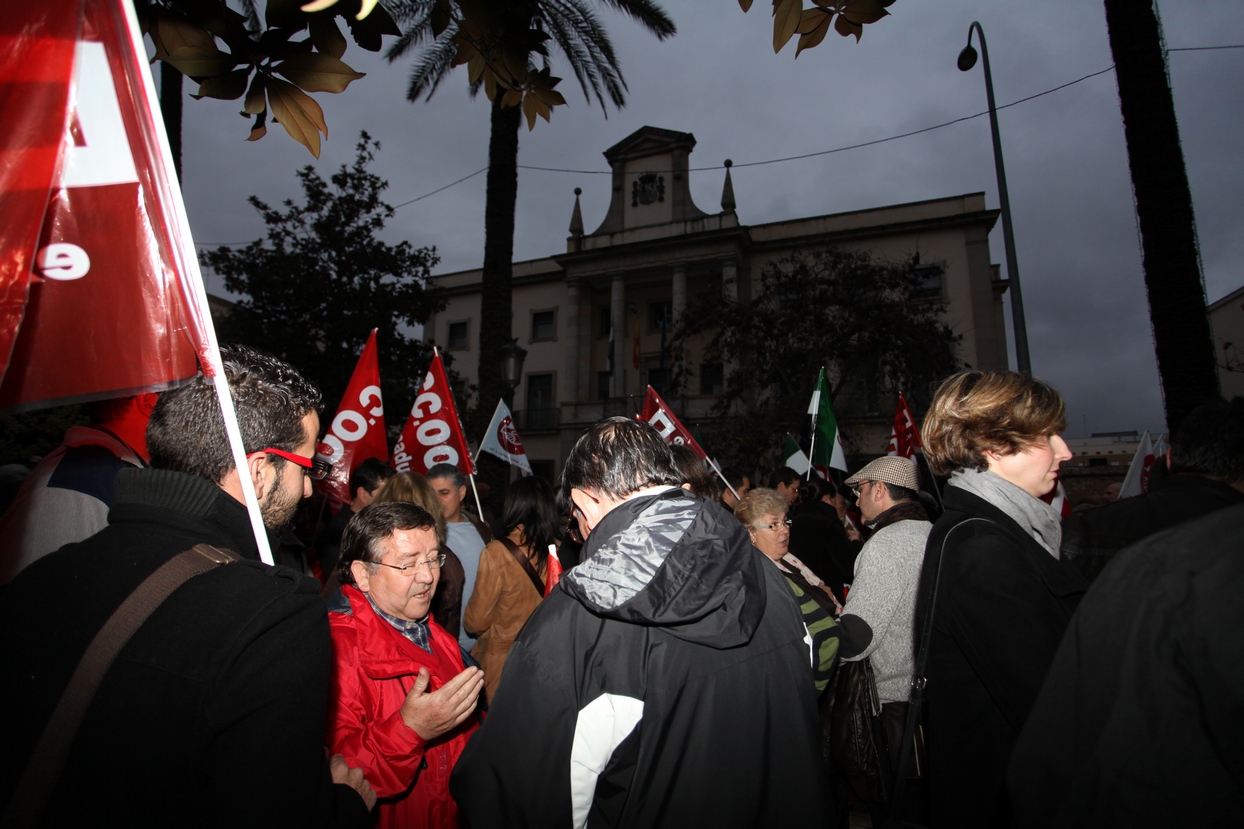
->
[[886, 391, 923, 459], [640, 386, 707, 459], [316, 330, 388, 511], [392, 350, 475, 477], [0, 0, 204, 410]]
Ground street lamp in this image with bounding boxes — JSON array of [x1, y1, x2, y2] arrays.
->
[[499, 337, 527, 395], [959, 21, 1032, 375]]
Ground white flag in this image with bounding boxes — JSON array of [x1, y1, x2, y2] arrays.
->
[[1118, 430, 1154, 499], [476, 399, 533, 476]]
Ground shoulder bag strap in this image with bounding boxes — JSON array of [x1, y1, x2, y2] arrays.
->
[[498, 537, 544, 597], [2, 544, 241, 829], [884, 518, 994, 826]]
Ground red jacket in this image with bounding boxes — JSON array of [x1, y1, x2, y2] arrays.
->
[[327, 586, 479, 829]]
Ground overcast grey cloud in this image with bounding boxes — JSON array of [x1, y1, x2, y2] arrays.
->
[[180, 0, 1244, 439]]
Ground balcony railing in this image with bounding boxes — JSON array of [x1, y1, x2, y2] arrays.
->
[[513, 407, 561, 433]]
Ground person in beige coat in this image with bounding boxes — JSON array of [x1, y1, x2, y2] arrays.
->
[[463, 476, 559, 702]]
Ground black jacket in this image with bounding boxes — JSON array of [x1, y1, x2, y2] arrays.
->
[[451, 487, 833, 828], [0, 468, 369, 828], [916, 486, 1087, 828], [1059, 474, 1244, 581], [1010, 504, 1244, 827], [789, 498, 858, 601]]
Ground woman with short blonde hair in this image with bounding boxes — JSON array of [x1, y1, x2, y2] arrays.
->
[[915, 370, 1087, 827]]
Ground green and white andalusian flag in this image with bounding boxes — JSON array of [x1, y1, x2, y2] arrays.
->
[[783, 434, 814, 477], [808, 367, 848, 472]]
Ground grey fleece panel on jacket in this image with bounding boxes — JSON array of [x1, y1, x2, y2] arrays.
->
[[565, 491, 697, 611], [840, 518, 930, 704]]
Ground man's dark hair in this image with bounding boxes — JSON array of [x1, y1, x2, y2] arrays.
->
[[146, 344, 322, 484], [560, 417, 681, 501], [1169, 397, 1244, 482], [669, 443, 720, 501], [351, 458, 395, 496], [338, 501, 437, 587], [798, 476, 837, 503], [767, 466, 800, 489], [425, 462, 467, 488], [879, 482, 919, 504], [719, 466, 750, 490]]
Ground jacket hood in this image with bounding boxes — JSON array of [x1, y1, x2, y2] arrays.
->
[[561, 488, 766, 648]]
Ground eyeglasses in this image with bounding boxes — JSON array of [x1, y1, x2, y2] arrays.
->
[[758, 518, 792, 532], [371, 555, 447, 576], [566, 509, 586, 545], [253, 447, 332, 481], [850, 481, 874, 498]]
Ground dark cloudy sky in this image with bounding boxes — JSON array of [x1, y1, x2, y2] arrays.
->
[[179, 0, 1244, 439]]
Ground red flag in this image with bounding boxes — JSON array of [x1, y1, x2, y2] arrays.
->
[[1039, 474, 1073, 518], [316, 331, 388, 511], [886, 392, 923, 459], [392, 350, 475, 477], [640, 386, 708, 459], [544, 545, 563, 597], [0, 0, 205, 410]]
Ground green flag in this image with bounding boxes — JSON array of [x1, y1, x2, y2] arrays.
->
[[807, 367, 848, 472], [783, 434, 811, 476]]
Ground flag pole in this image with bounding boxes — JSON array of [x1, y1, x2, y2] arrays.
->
[[704, 455, 739, 501], [806, 371, 821, 482], [121, 0, 273, 564], [467, 473, 485, 521]]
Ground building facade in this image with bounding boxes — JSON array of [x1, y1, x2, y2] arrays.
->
[[1209, 284, 1244, 401], [428, 127, 1009, 480]]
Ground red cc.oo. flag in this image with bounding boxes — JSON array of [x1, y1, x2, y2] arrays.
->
[[392, 349, 475, 477], [316, 330, 388, 512]]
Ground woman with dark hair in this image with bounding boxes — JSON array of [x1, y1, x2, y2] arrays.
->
[[463, 476, 559, 701], [916, 370, 1088, 827]]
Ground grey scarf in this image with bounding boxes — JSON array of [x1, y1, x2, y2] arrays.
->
[[948, 468, 1062, 557]]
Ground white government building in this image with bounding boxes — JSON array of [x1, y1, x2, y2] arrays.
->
[[426, 126, 1010, 481]]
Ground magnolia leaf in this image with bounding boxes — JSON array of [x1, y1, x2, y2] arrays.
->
[[266, 77, 326, 157], [300, 0, 337, 12], [522, 91, 538, 130], [795, 7, 825, 34], [307, 13, 348, 59], [772, 0, 802, 53], [842, 0, 891, 25], [266, 0, 309, 29], [466, 49, 486, 84], [533, 85, 567, 108], [192, 68, 250, 100], [795, 11, 832, 56], [244, 73, 268, 115], [483, 71, 498, 102], [152, 11, 217, 61], [247, 113, 268, 142], [834, 12, 862, 41], [164, 44, 237, 79], [501, 87, 523, 108], [345, 3, 399, 52], [274, 52, 365, 93], [738, 0, 754, 10]]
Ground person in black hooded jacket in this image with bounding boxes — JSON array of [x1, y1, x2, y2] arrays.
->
[[450, 418, 833, 828]]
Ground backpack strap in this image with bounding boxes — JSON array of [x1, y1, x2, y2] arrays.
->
[[498, 537, 544, 597], [2, 544, 241, 828]]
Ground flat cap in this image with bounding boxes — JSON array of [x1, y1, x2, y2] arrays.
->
[[844, 455, 920, 491]]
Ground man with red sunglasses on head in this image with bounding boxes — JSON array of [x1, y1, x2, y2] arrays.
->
[[0, 344, 376, 827]]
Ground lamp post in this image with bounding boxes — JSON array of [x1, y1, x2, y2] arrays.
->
[[499, 337, 527, 405], [959, 21, 1032, 375]]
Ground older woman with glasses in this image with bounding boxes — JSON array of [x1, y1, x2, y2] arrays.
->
[[737, 488, 841, 693], [916, 370, 1088, 828]]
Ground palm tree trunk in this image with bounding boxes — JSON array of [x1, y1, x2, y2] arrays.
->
[[159, 63, 183, 184], [473, 96, 523, 502], [1104, 0, 1219, 432]]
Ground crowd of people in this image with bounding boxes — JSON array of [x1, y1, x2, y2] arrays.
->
[[1, 347, 1240, 828]]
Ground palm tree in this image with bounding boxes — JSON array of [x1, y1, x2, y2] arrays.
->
[[1103, 0, 1219, 432], [385, 0, 676, 438]]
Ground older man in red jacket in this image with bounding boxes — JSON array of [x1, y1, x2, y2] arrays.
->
[[327, 501, 484, 829]]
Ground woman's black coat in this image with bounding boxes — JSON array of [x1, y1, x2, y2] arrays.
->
[[915, 486, 1087, 828]]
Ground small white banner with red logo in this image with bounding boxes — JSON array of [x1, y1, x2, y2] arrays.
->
[[477, 399, 532, 476]]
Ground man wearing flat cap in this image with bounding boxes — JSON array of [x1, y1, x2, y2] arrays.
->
[[837, 456, 931, 816]]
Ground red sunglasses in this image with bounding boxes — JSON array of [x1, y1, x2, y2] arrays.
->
[[252, 447, 333, 481]]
